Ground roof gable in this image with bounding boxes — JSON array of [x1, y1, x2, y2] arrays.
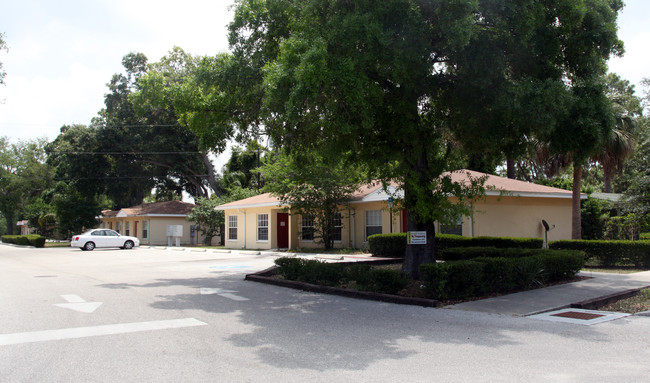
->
[[109, 200, 197, 217], [216, 169, 575, 210]]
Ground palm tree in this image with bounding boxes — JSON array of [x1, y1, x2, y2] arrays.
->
[[592, 74, 643, 193]]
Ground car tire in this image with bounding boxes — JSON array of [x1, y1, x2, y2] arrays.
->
[[123, 240, 134, 250], [83, 242, 95, 251]]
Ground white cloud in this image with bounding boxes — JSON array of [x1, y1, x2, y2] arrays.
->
[[609, 31, 650, 90], [0, 62, 111, 142]]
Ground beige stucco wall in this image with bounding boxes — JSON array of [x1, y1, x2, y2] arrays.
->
[[220, 194, 572, 250], [99, 216, 205, 246], [347, 202, 399, 249], [224, 207, 284, 250], [470, 195, 572, 241]]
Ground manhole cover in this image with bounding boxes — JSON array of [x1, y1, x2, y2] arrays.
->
[[551, 311, 605, 320], [528, 308, 630, 325]]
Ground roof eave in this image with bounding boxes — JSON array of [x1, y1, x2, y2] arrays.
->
[[216, 202, 286, 210]]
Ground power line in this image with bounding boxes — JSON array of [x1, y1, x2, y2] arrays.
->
[[54, 175, 210, 180], [48, 151, 203, 155]]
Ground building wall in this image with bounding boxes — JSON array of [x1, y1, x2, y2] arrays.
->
[[224, 207, 280, 250], [99, 216, 205, 246], [470, 195, 572, 241], [220, 195, 572, 250]]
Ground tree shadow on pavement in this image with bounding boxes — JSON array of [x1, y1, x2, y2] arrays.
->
[[96, 273, 609, 372]]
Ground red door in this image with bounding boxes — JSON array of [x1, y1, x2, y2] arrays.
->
[[401, 209, 407, 233], [134, 221, 138, 238], [277, 213, 289, 248]]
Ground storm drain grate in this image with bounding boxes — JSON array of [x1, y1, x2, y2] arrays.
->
[[528, 308, 630, 325], [550, 311, 605, 320]]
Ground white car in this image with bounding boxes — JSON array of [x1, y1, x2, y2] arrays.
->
[[71, 229, 139, 251]]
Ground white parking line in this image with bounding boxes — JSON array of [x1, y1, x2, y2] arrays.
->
[[200, 287, 249, 301], [0, 318, 207, 346]]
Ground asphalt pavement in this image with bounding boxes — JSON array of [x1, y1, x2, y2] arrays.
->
[[3, 243, 650, 382]]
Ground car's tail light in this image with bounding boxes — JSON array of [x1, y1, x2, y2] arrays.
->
[[74, 236, 80, 241]]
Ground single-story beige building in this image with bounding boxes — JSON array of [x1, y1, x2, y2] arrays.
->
[[216, 169, 581, 250], [99, 201, 207, 246]]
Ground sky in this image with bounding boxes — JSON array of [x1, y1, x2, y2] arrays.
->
[[1, 0, 649, 148]]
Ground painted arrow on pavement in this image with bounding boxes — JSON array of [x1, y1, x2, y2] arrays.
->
[[54, 294, 103, 313]]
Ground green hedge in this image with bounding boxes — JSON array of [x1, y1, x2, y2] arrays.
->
[[368, 233, 543, 258], [274, 258, 408, 295], [550, 240, 650, 268], [419, 249, 585, 300], [442, 246, 555, 261], [1, 234, 46, 248]]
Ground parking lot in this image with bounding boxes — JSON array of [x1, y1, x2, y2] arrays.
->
[[1, 244, 649, 382]]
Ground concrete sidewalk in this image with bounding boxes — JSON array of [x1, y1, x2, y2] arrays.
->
[[448, 270, 650, 316]]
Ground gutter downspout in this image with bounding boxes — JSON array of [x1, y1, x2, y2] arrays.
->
[[350, 208, 356, 249], [238, 208, 247, 249]]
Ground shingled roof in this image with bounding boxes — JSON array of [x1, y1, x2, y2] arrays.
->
[[216, 169, 575, 210], [102, 200, 196, 218]]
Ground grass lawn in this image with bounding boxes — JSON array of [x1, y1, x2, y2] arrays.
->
[[582, 267, 641, 274], [45, 241, 71, 248], [581, 265, 650, 313], [599, 289, 650, 314]]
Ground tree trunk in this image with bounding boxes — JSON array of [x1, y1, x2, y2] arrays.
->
[[571, 164, 582, 240], [6, 220, 14, 235], [401, 159, 437, 279], [402, 212, 436, 280], [602, 162, 614, 193], [201, 152, 222, 197], [506, 158, 515, 179]]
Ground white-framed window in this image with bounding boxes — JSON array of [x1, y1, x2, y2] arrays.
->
[[301, 215, 314, 241], [332, 212, 342, 242], [125, 221, 130, 236], [116, 222, 121, 234], [365, 210, 382, 240], [257, 214, 269, 241], [143, 221, 149, 239], [440, 216, 463, 236], [228, 216, 238, 241]]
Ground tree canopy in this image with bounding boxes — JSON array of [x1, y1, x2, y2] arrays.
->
[[47, 51, 220, 209], [223, 0, 623, 276], [262, 150, 366, 249], [0, 32, 7, 86], [0, 137, 53, 235]]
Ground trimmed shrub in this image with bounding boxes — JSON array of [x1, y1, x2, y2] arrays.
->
[[274, 257, 306, 281], [368, 233, 407, 257], [27, 235, 46, 248], [1, 235, 45, 247], [368, 233, 543, 258], [473, 257, 517, 293], [420, 260, 486, 300], [550, 240, 650, 268], [300, 260, 345, 286], [538, 251, 586, 281], [441, 246, 550, 261], [273, 257, 407, 294], [361, 268, 409, 295], [419, 249, 585, 300]]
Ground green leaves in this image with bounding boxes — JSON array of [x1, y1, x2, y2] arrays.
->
[[262, 150, 365, 249]]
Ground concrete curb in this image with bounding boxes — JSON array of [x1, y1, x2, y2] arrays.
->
[[245, 263, 439, 308], [570, 287, 650, 310]]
